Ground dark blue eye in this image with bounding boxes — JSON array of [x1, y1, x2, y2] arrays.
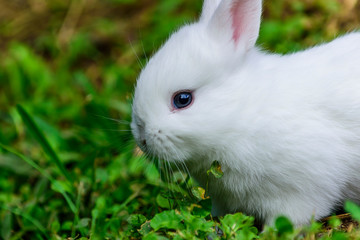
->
[[173, 92, 193, 109]]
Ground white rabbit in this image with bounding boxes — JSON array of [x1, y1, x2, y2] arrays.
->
[[131, 0, 360, 226]]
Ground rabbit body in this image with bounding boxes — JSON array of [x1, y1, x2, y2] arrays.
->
[[131, 0, 360, 225]]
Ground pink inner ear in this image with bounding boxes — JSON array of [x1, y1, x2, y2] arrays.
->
[[230, 1, 244, 44]]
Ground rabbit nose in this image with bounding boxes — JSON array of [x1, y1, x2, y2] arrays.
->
[[131, 114, 148, 149]]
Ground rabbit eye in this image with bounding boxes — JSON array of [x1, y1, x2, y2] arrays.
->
[[173, 91, 193, 109]]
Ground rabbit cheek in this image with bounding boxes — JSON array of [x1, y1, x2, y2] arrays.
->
[[148, 131, 187, 162]]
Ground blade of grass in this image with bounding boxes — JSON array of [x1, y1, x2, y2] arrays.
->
[[16, 104, 74, 184], [0, 143, 77, 214], [90, 209, 99, 240], [0, 206, 50, 239], [72, 181, 85, 238]]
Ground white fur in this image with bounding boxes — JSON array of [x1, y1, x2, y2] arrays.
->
[[131, 0, 360, 226]]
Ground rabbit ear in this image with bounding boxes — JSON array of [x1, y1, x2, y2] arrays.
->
[[200, 0, 222, 22], [206, 0, 262, 50]]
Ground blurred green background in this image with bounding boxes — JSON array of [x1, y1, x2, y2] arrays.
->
[[0, 0, 359, 239]]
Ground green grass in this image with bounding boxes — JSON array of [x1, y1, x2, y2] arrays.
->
[[0, 0, 360, 239]]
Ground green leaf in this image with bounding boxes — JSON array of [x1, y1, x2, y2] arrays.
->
[[191, 187, 209, 201], [186, 217, 214, 234], [0, 153, 33, 175], [50, 220, 61, 233], [207, 160, 224, 179], [220, 213, 256, 238], [328, 216, 342, 229], [332, 232, 350, 240], [236, 227, 259, 240], [16, 105, 74, 184], [61, 221, 73, 231], [180, 208, 214, 234], [139, 221, 152, 236], [206, 232, 221, 240], [142, 232, 169, 240], [127, 214, 147, 227], [192, 199, 212, 218], [308, 220, 323, 234], [156, 193, 174, 209], [344, 201, 360, 222], [76, 218, 91, 228], [150, 210, 184, 231], [275, 216, 294, 235]]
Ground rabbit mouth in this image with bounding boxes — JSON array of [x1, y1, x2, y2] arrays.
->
[[143, 132, 190, 162], [131, 116, 190, 162]]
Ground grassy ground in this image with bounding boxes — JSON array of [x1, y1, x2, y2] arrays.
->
[[1, 0, 360, 239]]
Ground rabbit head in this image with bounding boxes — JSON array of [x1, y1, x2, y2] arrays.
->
[[131, 0, 263, 164]]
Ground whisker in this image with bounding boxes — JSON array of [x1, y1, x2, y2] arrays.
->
[[141, 39, 149, 63], [166, 160, 177, 209], [159, 158, 163, 183], [179, 160, 191, 178], [164, 157, 172, 188], [96, 128, 131, 132], [173, 161, 190, 190], [94, 115, 130, 125], [128, 39, 144, 68], [166, 144, 188, 186], [137, 30, 149, 64], [96, 129, 132, 132]]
